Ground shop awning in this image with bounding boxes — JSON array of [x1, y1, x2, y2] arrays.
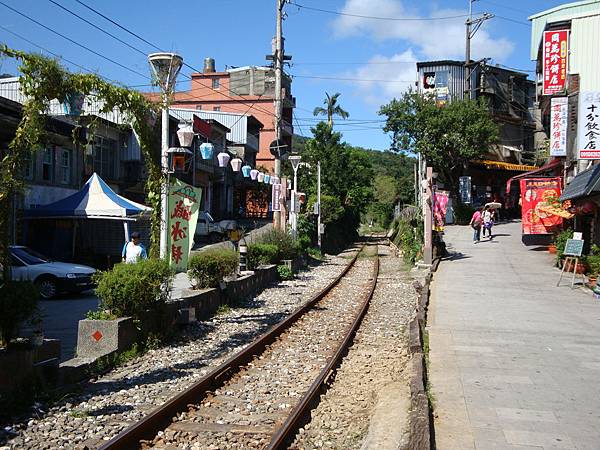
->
[[560, 164, 600, 202], [505, 158, 563, 195], [472, 160, 538, 171]]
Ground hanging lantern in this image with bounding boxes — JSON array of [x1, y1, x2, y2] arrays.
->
[[264, 174, 271, 184], [242, 165, 252, 178], [177, 124, 195, 148], [230, 157, 243, 172], [167, 147, 193, 173], [257, 172, 265, 183], [63, 92, 85, 116], [217, 151, 231, 168], [270, 176, 278, 185], [250, 169, 259, 180], [199, 142, 214, 160]]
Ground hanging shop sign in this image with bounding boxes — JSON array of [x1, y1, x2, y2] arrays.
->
[[272, 183, 282, 212], [542, 29, 568, 95], [578, 91, 600, 160], [459, 176, 472, 204], [520, 177, 562, 235], [167, 179, 202, 272], [433, 190, 449, 232], [550, 97, 568, 157]]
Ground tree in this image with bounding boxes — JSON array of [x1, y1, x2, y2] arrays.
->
[[313, 92, 349, 128], [378, 90, 499, 193]]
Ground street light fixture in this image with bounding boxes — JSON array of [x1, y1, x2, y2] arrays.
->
[[148, 52, 183, 260]]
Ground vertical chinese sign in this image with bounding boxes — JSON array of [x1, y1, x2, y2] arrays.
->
[[272, 183, 281, 212], [578, 91, 600, 160], [433, 190, 449, 232], [550, 97, 568, 156], [519, 178, 562, 235], [167, 179, 202, 271], [543, 30, 568, 95]]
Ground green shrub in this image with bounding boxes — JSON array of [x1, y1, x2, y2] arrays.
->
[[555, 228, 573, 263], [0, 281, 39, 347], [247, 243, 279, 270], [93, 258, 173, 319], [453, 201, 474, 225], [277, 264, 294, 280], [256, 229, 298, 261], [307, 247, 323, 260], [393, 218, 423, 265], [188, 249, 239, 289]]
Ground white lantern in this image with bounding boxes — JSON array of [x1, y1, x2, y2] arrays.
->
[[230, 157, 243, 172], [217, 151, 231, 168], [176, 124, 194, 148], [257, 172, 265, 183], [250, 169, 259, 180]]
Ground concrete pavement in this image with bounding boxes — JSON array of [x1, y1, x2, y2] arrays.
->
[[428, 221, 600, 450]]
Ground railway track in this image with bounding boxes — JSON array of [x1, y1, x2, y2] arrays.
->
[[99, 241, 380, 450]]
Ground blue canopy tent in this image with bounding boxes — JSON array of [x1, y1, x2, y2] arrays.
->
[[25, 173, 151, 258]]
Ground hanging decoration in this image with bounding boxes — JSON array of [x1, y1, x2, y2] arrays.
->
[[250, 169, 259, 180], [241, 165, 251, 178], [199, 142, 214, 160], [230, 157, 243, 172], [217, 151, 231, 168]]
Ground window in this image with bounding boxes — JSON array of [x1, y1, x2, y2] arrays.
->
[[23, 153, 34, 180], [42, 148, 54, 182], [58, 148, 71, 184], [93, 136, 118, 179], [195, 105, 203, 110], [213, 106, 221, 112], [212, 78, 220, 89]]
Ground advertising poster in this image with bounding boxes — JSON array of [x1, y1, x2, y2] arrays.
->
[[167, 179, 202, 271], [550, 97, 568, 156], [272, 183, 281, 212], [543, 30, 568, 95], [519, 178, 562, 235], [433, 190, 449, 232], [459, 176, 472, 204], [578, 91, 600, 160]]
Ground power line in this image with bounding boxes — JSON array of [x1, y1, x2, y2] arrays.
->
[[293, 60, 417, 66], [290, 1, 470, 21], [479, 0, 530, 15], [293, 74, 416, 83], [495, 15, 529, 26], [0, 0, 150, 80]]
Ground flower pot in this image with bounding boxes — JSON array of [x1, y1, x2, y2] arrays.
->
[[588, 276, 598, 288], [564, 259, 586, 274], [548, 244, 557, 254]]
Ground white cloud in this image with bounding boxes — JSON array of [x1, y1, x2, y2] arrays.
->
[[345, 50, 418, 105], [332, 0, 514, 61]]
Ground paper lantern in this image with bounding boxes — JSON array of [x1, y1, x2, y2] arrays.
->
[[217, 151, 231, 168], [230, 157, 243, 172], [177, 124, 194, 147], [199, 143, 214, 160], [241, 165, 251, 178], [250, 169, 259, 180], [264, 174, 271, 184], [257, 172, 265, 183]]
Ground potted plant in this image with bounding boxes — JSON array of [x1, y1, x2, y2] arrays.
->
[[585, 245, 600, 288], [29, 307, 45, 347], [555, 228, 573, 267]]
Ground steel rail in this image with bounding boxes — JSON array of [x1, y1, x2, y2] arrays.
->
[[99, 243, 368, 450], [266, 245, 380, 449]]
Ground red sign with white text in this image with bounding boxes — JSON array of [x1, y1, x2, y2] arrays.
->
[[520, 178, 562, 235], [543, 30, 568, 95]]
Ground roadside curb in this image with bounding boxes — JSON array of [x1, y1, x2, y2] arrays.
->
[[407, 257, 439, 450]]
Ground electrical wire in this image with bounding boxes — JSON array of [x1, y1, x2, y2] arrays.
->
[[292, 74, 416, 83], [290, 1, 470, 21]]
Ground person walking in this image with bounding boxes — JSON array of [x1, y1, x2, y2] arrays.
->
[[121, 231, 147, 263], [469, 207, 483, 243], [482, 206, 495, 239]]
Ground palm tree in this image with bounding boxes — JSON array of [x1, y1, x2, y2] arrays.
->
[[313, 92, 349, 128]]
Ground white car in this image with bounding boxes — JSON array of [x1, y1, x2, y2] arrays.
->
[[9, 246, 96, 299], [195, 211, 238, 243]]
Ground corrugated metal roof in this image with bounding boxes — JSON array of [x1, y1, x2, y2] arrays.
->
[[170, 108, 250, 146], [530, 0, 600, 60]]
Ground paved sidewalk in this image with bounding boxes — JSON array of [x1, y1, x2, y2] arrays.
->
[[428, 222, 600, 450]]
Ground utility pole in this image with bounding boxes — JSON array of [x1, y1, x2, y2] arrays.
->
[[464, 0, 493, 99], [273, 0, 284, 229], [317, 161, 322, 249]]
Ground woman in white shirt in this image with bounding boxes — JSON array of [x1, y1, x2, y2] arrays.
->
[[121, 232, 148, 263]]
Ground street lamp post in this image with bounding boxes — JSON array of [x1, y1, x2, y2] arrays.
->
[[148, 52, 183, 259], [288, 155, 301, 239]]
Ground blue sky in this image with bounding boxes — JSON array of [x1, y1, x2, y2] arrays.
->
[[0, 0, 570, 150]]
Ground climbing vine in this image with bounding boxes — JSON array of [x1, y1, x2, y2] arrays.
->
[[0, 46, 164, 277]]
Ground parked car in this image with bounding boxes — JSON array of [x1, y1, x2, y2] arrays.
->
[[9, 246, 96, 299], [195, 211, 238, 243]]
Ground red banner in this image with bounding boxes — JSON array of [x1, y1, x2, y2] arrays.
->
[[520, 178, 563, 235], [543, 30, 568, 95]]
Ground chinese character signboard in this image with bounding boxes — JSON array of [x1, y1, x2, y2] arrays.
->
[[543, 30, 568, 95], [459, 176, 471, 204], [519, 178, 562, 235], [167, 179, 202, 271], [433, 190, 449, 232], [550, 97, 568, 156], [578, 91, 600, 160], [272, 183, 281, 212]]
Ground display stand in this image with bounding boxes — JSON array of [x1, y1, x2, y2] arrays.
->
[[557, 239, 585, 289]]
